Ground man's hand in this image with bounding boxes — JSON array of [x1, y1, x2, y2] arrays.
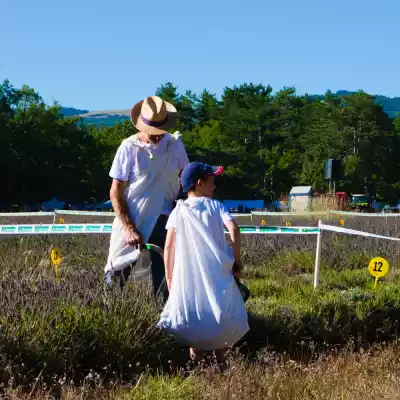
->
[[110, 179, 144, 250], [124, 226, 144, 250]]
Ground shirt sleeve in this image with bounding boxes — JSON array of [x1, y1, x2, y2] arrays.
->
[[109, 142, 135, 182], [175, 139, 189, 170], [165, 208, 177, 230], [220, 202, 233, 224]]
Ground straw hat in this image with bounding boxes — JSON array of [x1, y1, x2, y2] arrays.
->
[[130, 96, 178, 135]]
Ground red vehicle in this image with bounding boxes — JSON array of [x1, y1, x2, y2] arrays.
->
[[335, 192, 348, 211]]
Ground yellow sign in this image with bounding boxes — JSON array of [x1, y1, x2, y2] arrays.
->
[[368, 257, 389, 278], [59, 218, 65, 224], [51, 248, 62, 266], [51, 248, 62, 284], [261, 219, 266, 226], [340, 219, 345, 226], [368, 257, 389, 289]]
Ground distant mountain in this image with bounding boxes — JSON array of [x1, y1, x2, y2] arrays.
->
[[59, 107, 130, 126], [82, 114, 130, 127], [373, 95, 400, 118], [61, 91, 400, 126], [59, 107, 89, 117], [78, 109, 130, 126]]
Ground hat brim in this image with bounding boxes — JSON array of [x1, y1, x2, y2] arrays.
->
[[208, 166, 224, 176], [130, 100, 178, 135], [180, 164, 224, 193]]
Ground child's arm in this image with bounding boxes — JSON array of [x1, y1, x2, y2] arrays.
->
[[225, 219, 242, 276], [164, 228, 176, 291]]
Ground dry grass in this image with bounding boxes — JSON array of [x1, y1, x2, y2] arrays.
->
[[197, 343, 400, 399], [311, 193, 340, 212], [3, 342, 400, 399]]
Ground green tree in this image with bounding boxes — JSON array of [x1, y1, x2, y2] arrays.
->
[[2, 78, 400, 210]]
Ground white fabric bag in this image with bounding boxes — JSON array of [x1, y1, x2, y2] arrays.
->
[[111, 244, 162, 288], [157, 201, 249, 351], [105, 132, 182, 275]]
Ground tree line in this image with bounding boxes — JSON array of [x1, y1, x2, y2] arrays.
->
[[1, 79, 400, 210]]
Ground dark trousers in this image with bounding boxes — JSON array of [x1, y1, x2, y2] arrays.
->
[[111, 215, 169, 300]]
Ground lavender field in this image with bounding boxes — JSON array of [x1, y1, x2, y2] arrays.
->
[[1, 217, 400, 398]]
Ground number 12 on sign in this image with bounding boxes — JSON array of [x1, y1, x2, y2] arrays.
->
[[368, 257, 389, 289]]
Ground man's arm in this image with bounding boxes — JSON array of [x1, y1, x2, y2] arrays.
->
[[225, 219, 242, 276], [110, 179, 144, 249], [164, 228, 176, 291]]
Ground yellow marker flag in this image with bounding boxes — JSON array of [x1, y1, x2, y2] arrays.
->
[[51, 248, 62, 284]]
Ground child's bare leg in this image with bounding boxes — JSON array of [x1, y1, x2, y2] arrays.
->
[[189, 347, 204, 361]]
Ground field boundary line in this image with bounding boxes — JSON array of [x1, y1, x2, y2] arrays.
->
[[2, 210, 399, 219], [0, 212, 55, 217], [313, 221, 400, 288], [0, 224, 319, 235], [328, 210, 400, 217]]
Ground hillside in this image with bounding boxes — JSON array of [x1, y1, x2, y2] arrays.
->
[[60, 91, 400, 126], [59, 107, 89, 117], [59, 107, 130, 126]]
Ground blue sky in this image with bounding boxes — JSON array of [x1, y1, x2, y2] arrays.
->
[[2, 0, 399, 110]]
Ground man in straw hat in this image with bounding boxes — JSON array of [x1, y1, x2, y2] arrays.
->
[[104, 96, 189, 299]]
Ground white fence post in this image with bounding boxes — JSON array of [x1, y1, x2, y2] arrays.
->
[[313, 220, 322, 289]]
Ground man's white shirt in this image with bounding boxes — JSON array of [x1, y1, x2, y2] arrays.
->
[[109, 134, 189, 215]]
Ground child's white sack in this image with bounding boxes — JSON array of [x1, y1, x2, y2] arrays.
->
[[157, 201, 249, 351]]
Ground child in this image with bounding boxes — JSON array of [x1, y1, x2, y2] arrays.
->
[[157, 162, 249, 362]]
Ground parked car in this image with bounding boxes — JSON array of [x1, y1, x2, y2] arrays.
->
[[349, 194, 374, 212]]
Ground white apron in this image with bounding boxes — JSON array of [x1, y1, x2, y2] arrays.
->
[[105, 132, 182, 275]]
